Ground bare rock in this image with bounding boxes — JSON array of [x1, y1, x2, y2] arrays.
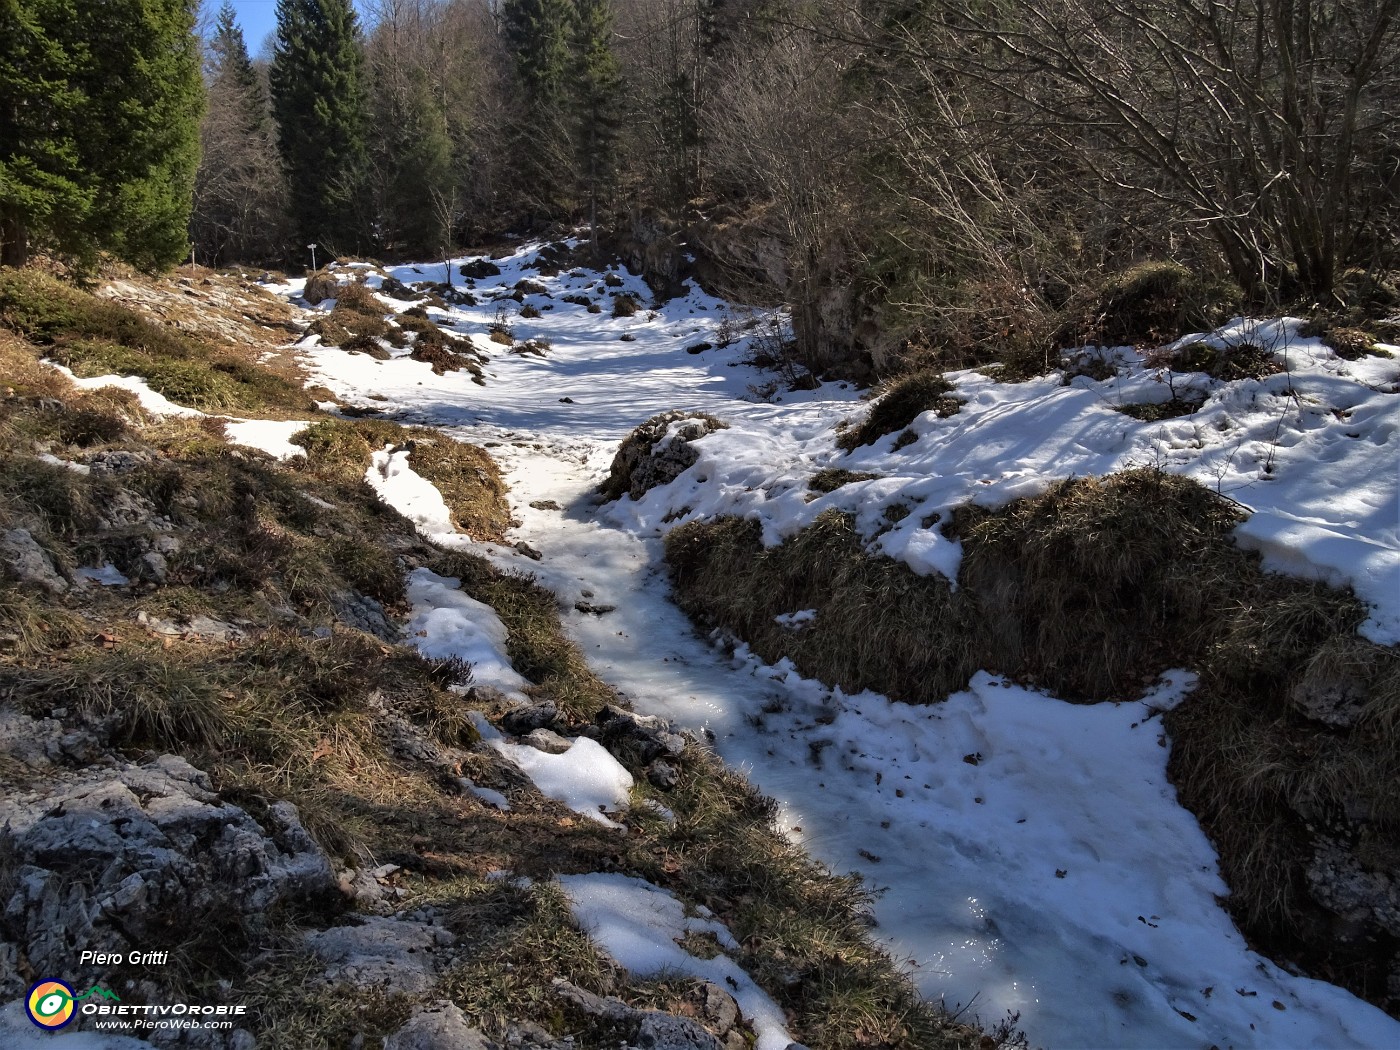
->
[[1306, 837, 1400, 939], [597, 705, 687, 763], [635, 1012, 725, 1050], [647, 759, 681, 791], [304, 916, 455, 995], [553, 978, 725, 1050], [575, 600, 617, 615], [86, 449, 154, 476], [502, 701, 559, 736], [1, 528, 67, 593], [0, 752, 334, 1000], [331, 589, 399, 642], [383, 1000, 496, 1050], [525, 728, 574, 755], [600, 412, 728, 503]]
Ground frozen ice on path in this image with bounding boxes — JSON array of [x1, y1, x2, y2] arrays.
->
[[292, 242, 1400, 1050], [366, 446, 457, 534], [404, 568, 529, 697], [494, 737, 632, 829], [559, 873, 793, 1050], [223, 418, 309, 460]]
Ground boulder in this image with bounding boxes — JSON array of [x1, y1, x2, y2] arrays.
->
[[0, 527, 67, 593], [599, 412, 728, 503], [0, 740, 334, 1001]]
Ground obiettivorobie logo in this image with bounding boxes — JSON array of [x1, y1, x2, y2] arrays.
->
[[25, 980, 121, 1030]]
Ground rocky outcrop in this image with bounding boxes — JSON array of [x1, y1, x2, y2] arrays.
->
[[0, 527, 68, 593], [303, 916, 455, 995], [0, 711, 335, 1002], [599, 412, 728, 503]]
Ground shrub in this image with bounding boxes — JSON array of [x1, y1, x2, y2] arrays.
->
[[837, 370, 961, 451], [460, 258, 501, 279], [519, 303, 541, 319], [1063, 261, 1240, 347], [611, 293, 640, 318]]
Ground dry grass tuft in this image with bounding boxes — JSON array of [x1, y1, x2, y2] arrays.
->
[[0, 269, 312, 413], [838, 369, 961, 451], [292, 419, 510, 541], [669, 466, 1397, 1015]]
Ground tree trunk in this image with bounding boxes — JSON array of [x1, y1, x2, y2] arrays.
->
[[0, 211, 28, 268]]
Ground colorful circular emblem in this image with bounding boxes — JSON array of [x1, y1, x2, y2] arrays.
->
[[26, 979, 76, 1029]]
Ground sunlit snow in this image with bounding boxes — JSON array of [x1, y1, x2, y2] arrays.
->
[[296, 242, 1400, 1049]]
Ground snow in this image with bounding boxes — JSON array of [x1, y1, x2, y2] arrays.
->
[[222, 418, 308, 459], [773, 609, 817, 630], [0, 1001, 152, 1048], [607, 320, 1400, 644], [75, 563, 129, 587], [404, 568, 529, 697], [558, 873, 794, 1050], [37, 452, 90, 474], [47, 363, 205, 418], [493, 737, 634, 829], [366, 446, 457, 533], [291, 241, 1400, 1049]]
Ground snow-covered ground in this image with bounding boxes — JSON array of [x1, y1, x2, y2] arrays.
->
[[287, 244, 1400, 1048]]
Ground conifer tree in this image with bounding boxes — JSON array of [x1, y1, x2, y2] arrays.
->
[[571, 0, 622, 247], [0, 0, 203, 270], [500, 0, 576, 215], [502, 0, 574, 109], [270, 0, 371, 255]]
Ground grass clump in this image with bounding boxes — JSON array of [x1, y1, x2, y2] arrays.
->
[[808, 468, 882, 493], [1116, 397, 1205, 422], [307, 280, 392, 350], [293, 418, 510, 541], [668, 467, 1398, 1015], [1060, 261, 1240, 348], [611, 293, 640, 318], [837, 369, 961, 451], [0, 269, 312, 414]]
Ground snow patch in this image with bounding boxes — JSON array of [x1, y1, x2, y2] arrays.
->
[[222, 418, 309, 460], [404, 568, 529, 697], [493, 737, 633, 829], [558, 873, 793, 1050]]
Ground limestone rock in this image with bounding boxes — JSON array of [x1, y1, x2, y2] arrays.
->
[[383, 1000, 496, 1050], [1, 527, 67, 593], [304, 916, 455, 994], [0, 746, 334, 1000], [600, 412, 728, 504]]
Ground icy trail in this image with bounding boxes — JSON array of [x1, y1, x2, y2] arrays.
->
[[285, 247, 1400, 1049]]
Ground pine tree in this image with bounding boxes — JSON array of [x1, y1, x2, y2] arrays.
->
[[571, 0, 622, 248], [500, 0, 576, 216], [502, 0, 574, 109], [0, 0, 88, 267], [270, 0, 370, 256], [193, 3, 287, 265], [0, 0, 203, 270]]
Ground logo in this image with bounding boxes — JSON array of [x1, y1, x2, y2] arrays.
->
[[25, 980, 76, 1029]]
